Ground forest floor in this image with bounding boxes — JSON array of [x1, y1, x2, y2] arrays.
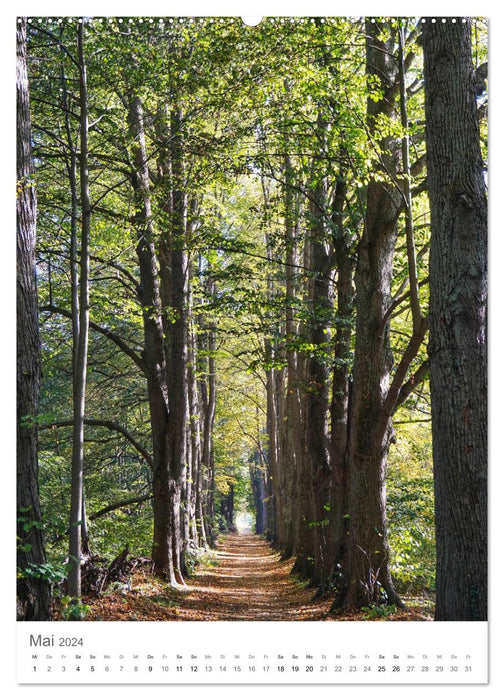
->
[[81, 534, 434, 622]]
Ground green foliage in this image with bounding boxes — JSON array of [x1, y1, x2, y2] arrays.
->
[[58, 595, 90, 621], [183, 547, 218, 577], [88, 506, 153, 560], [17, 507, 68, 583], [17, 507, 44, 535], [19, 412, 56, 429], [18, 561, 68, 584], [361, 604, 397, 620], [387, 420, 435, 591]]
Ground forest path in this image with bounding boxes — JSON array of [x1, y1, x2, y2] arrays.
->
[[83, 534, 433, 621], [84, 533, 332, 621], [174, 533, 329, 620]]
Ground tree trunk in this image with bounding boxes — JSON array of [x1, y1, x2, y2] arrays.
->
[[305, 159, 333, 591], [200, 385, 216, 547], [127, 96, 175, 582], [282, 155, 303, 559], [265, 340, 280, 544], [199, 278, 218, 547], [250, 452, 267, 535], [328, 174, 353, 590], [291, 220, 315, 580], [335, 21, 403, 609], [60, 54, 92, 562], [220, 485, 236, 532], [423, 17, 487, 620], [68, 22, 91, 605], [165, 106, 189, 584], [16, 17, 51, 621], [187, 283, 207, 548]]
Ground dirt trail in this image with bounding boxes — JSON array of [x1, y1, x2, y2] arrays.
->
[[176, 533, 329, 620], [84, 533, 331, 621]]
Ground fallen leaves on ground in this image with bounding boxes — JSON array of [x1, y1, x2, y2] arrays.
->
[[81, 534, 434, 622]]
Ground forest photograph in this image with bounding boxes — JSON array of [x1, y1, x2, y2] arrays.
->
[[16, 15, 487, 624]]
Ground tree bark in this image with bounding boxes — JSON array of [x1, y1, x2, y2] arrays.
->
[[250, 451, 267, 534], [68, 22, 91, 605], [60, 50, 92, 562], [16, 17, 51, 621], [328, 174, 353, 591], [164, 106, 189, 585], [127, 96, 175, 582], [336, 21, 403, 609], [304, 149, 332, 591], [281, 154, 303, 559], [264, 339, 279, 544], [201, 307, 217, 547], [423, 17, 487, 620], [187, 281, 207, 548], [220, 485, 236, 532]]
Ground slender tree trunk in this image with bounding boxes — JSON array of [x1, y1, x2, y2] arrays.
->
[[250, 450, 267, 535], [264, 342, 279, 544], [16, 17, 51, 621], [199, 281, 218, 547], [261, 175, 284, 547], [187, 279, 207, 548], [329, 174, 353, 586], [275, 362, 287, 546], [61, 50, 92, 562], [423, 17, 487, 620], [68, 23, 91, 605], [282, 155, 303, 559], [220, 485, 236, 532]]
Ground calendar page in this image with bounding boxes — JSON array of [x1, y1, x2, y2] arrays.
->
[[12, 0, 491, 691]]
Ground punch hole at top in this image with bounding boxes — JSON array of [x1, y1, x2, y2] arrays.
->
[[241, 17, 263, 27]]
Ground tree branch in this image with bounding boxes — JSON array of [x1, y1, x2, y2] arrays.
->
[[383, 317, 429, 420], [89, 494, 152, 521], [40, 303, 146, 374], [393, 359, 430, 413], [40, 418, 153, 469]]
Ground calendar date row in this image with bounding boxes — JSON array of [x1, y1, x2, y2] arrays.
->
[[33, 663, 474, 674]]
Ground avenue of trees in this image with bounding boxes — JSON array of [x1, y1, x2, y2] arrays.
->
[[16, 16, 487, 621]]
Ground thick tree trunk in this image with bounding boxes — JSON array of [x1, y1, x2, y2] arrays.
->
[[290, 141, 334, 589], [335, 21, 403, 609], [127, 96, 175, 582], [423, 18, 487, 620], [16, 17, 51, 621], [291, 223, 315, 580], [305, 171, 332, 591], [165, 109, 189, 585]]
